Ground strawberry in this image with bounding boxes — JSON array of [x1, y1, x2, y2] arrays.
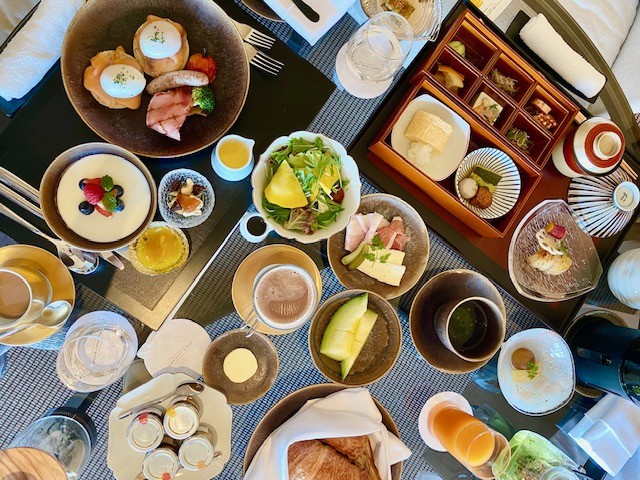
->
[[86, 177, 102, 186], [83, 183, 104, 205], [95, 204, 112, 217]]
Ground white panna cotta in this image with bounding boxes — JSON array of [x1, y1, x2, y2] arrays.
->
[[139, 20, 182, 59], [56, 154, 151, 243], [99, 64, 146, 99]]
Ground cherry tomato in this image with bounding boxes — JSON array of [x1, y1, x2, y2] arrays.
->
[[186, 52, 217, 83], [332, 187, 345, 204]]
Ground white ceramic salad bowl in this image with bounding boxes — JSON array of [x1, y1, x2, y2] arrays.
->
[[251, 131, 361, 244]]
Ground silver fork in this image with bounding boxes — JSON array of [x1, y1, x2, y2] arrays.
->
[[244, 44, 283, 75], [231, 19, 275, 50]]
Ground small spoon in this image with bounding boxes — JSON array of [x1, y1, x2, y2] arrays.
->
[[118, 382, 205, 420], [0, 300, 72, 341]]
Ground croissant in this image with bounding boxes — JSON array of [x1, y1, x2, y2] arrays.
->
[[288, 436, 381, 480]]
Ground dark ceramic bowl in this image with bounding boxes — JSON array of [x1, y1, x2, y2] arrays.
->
[[242, 383, 402, 479], [202, 329, 279, 405], [409, 269, 506, 374], [327, 194, 429, 299], [40, 142, 157, 252], [308, 289, 401, 387], [61, 0, 250, 158]]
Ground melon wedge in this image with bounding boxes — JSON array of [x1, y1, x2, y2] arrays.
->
[[264, 161, 307, 208], [341, 309, 378, 380], [320, 293, 368, 361]]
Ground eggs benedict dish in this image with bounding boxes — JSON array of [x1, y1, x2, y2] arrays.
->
[[84, 46, 146, 109], [133, 15, 189, 77]]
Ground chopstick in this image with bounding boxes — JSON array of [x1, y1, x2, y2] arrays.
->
[[620, 160, 638, 181]]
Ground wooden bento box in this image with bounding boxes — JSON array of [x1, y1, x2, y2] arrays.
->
[[369, 8, 580, 238]]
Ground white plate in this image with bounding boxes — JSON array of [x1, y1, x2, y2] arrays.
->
[[107, 372, 232, 479], [455, 148, 521, 219], [391, 94, 470, 181], [497, 329, 575, 416], [568, 169, 636, 238]]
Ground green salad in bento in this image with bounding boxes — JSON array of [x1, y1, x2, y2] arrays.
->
[[262, 137, 349, 235]]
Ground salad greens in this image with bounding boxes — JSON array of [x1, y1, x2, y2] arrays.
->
[[262, 137, 348, 235]]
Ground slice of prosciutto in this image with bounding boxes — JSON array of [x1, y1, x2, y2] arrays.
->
[[146, 87, 192, 141], [376, 226, 397, 249], [344, 214, 366, 252], [389, 216, 410, 251], [362, 212, 385, 244]]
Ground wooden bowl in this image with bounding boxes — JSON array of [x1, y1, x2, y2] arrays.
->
[[327, 194, 429, 299], [40, 142, 157, 252], [61, 0, 249, 158], [409, 269, 506, 374], [242, 383, 402, 479], [308, 290, 401, 387], [202, 329, 279, 405]]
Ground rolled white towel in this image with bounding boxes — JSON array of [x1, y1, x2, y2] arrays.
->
[[0, 0, 84, 101], [519, 13, 606, 99]]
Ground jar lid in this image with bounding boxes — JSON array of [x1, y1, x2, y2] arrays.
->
[[178, 433, 216, 471], [142, 447, 179, 480], [127, 412, 164, 452], [163, 402, 199, 440]]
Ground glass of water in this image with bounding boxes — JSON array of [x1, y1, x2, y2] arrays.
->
[[346, 12, 414, 83]]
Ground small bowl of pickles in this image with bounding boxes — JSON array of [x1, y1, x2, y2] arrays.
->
[[128, 222, 189, 276]]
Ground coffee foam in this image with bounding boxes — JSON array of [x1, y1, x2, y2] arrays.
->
[[0, 271, 30, 320], [254, 266, 314, 326]]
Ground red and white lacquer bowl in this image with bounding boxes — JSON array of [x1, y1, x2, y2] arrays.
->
[[552, 117, 625, 178]]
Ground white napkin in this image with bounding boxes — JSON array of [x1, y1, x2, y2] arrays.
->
[[137, 318, 211, 379], [519, 13, 606, 98], [244, 388, 411, 480], [569, 393, 640, 476], [0, 0, 39, 45], [0, 0, 84, 101], [262, 0, 355, 46]]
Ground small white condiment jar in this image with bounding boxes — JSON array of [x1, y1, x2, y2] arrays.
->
[[163, 399, 200, 440], [142, 445, 180, 480], [178, 425, 217, 471], [126, 410, 164, 453]]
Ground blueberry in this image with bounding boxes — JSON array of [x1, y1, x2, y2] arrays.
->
[[79, 179, 88, 190], [114, 199, 125, 212], [79, 201, 94, 215], [112, 185, 124, 197]]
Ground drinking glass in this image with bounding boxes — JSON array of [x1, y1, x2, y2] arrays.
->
[[56, 317, 137, 392], [427, 403, 511, 479], [346, 12, 413, 83]]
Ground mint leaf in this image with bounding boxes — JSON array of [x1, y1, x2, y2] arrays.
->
[[379, 253, 391, 264], [101, 175, 114, 191], [102, 192, 117, 212]]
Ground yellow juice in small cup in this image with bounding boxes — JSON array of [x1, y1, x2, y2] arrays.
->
[[218, 139, 249, 169]]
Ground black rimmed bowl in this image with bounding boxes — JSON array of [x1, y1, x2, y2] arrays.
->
[[61, 0, 250, 158]]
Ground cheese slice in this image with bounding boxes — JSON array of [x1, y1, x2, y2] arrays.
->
[[357, 258, 406, 286], [376, 248, 405, 265]]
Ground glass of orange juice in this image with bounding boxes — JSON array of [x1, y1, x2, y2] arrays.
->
[[419, 393, 511, 479]]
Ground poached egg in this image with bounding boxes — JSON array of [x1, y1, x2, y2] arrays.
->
[[99, 64, 146, 99], [139, 20, 182, 59]]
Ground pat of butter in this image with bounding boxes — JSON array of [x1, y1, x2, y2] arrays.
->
[[223, 348, 258, 383]]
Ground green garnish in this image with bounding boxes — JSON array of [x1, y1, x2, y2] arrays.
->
[[149, 26, 165, 43], [506, 127, 533, 152], [527, 362, 539, 379], [363, 235, 391, 265], [102, 192, 117, 212], [101, 175, 114, 191]]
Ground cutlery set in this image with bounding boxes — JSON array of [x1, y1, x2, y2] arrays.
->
[[232, 19, 283, 75]]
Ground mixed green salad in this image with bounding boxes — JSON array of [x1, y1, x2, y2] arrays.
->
[[262, 137, 348, 235]]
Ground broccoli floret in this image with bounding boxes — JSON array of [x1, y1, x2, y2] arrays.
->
[[191, 86, 215, 113]]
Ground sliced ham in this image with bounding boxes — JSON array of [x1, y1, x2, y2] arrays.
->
[[363, 212, 385, 244], [390, 216, 405, 235], [146, 87, 192, 141], [344, 214, 366, 252], [392, 232, 410, 251], [355, 214, 370, 234], [376, 226, 397, 249]]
